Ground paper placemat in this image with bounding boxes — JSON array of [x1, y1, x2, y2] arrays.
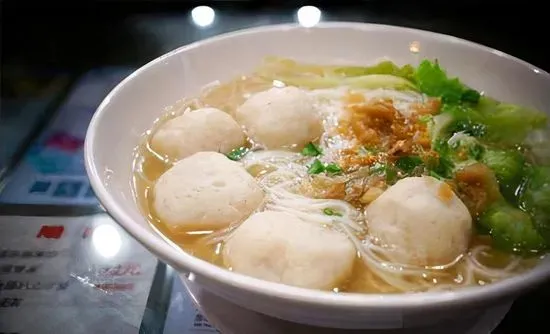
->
[[163, 274, 220, 334], [0, 214, 157, 334], [0, 67, 133, 206]]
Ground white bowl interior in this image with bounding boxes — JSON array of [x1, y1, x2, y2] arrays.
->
[[86, 23, 550, 314]]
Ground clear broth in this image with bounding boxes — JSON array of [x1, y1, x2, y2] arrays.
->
[[133, 73, 540, 293]]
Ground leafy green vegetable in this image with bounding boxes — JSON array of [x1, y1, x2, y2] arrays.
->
[[468, 144, 485, 160], [427, 139, 455, 179], [334, 61, 415, 81], [479, 201, 546, 255], [414, 60, 480, 104], [447, 132, 484, 159], [476, 97, 547, 145], [226, 147, 249, 161], [258, 57, 417, 90], [481, 149, 525, 201], [475, 221, 491, 235], [439, 104, 486, 138], [453, 121, 487, 138], [429, 106, 485, 149], [301, 142, 323, 157], [428, 113, 453, 144], [461, 89, 482, 104], [385, 166, 398, 184], [395, 155, 423, 174], [325, 163, 343, 175], [323, 208, 343, 217], [429, 132, 484, 178], [524, 129, 550, 165], [521, 166, 550, 243], [432, 97, 547, 146], [308, 159, 325, 174], [370, 163, 398, 183]]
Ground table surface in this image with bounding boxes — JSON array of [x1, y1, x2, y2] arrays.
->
[[2, 2, 550, 333]]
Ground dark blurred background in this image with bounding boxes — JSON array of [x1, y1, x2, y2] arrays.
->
[[2, 1, 549, 172], [1, 1, 549, 333], [2, 1, 549, 175]]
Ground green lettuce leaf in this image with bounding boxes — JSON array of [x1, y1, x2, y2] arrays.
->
[[521, 166, 550, 243], [414, 60, 480, 104], [476, 97, 547, 145], [479, 201, 546, 255], [432, 98, 547, 146], [334, 61, 415, 81]]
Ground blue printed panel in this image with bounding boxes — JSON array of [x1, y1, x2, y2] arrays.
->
[[52, 181, 83, 198], [29, 181, 52, 194]]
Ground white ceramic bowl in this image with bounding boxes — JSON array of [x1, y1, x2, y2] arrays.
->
[[85, 22, 550, 329]]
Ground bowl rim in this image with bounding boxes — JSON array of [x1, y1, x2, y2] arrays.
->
[[85, 21, 550, 310]]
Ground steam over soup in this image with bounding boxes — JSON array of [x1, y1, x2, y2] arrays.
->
[[133, 57, 550, 293]]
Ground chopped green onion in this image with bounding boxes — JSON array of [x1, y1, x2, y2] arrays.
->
[[418, 114, 433, 124], [325, 163, 342, 175], [301, 142, 323, 157], [395, 155, 424, 174], [385, 166, 398, 184], [369, 163, 398, 183], [370, 163, 386, 175], [307, 160, 343, 175], [226, 147, 249, 161], [323, 208, 343, 217], [308, 159, 325, 174]]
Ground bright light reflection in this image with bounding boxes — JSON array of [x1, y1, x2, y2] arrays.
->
[[272, 80, 286, 88], [186, 230, 213, 236], [409, 41, 421, 53], [297, 6, 321, 28], [92, 224, 122, 258], [191, 6, 215, 27]]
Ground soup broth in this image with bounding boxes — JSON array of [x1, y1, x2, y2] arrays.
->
[[133, 57, 547, 294]]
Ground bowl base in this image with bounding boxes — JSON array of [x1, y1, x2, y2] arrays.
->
[[166, 273, 512, 334]]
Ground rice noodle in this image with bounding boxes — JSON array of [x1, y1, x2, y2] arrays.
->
[[223, 149, 525, 292], [466, 245, 521, 280]]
